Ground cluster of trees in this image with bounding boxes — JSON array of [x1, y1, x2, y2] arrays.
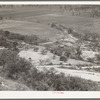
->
[[67, 27, 100, 44], [91, 9, 100, 18], [70, 6, 100, 18], [47, 40, 84, 61], [82, 31, 100, 42], [0, 29, 49, 51], [50, 23, 100, 62], [57, 5, 100, 18], [51, 22, 100, 45], [3, 30, 40, 44], [41, 49, 48, 55], [0, 49, 99, 91], [87, 53, 100, 64], [50, 45, 71, 62], [0, 29, 49, 44], [0, 49, 32, 79], [67, 28, 83, 39], [0, 35, 19, 52], [68, 27, 100, 51]]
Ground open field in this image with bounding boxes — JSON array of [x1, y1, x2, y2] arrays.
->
[[0, 20, 60, 41], [0, 6, 100, 40]]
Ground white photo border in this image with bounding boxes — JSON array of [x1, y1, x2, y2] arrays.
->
[[0, 1, 100, 99]]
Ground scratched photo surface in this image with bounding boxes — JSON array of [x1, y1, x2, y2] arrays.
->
[[0, 5, 100, 91]]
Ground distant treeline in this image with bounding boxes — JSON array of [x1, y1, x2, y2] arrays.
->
[[0, 5, 100, 18]]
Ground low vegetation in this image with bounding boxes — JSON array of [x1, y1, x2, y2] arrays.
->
[[0, 29, 48, 50], [0, 49, 99, 91]]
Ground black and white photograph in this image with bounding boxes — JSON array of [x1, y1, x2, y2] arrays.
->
[[0, 3, 100, 92]]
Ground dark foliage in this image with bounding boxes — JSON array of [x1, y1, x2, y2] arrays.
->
[[0, 30, 47, 47], [0, 49, 98, 91]]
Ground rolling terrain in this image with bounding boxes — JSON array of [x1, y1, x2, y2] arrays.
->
[[0, 6, 100, 40], [0, 5, 100, 91]]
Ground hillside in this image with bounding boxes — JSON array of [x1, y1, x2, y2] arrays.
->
[[0, 5, 100, 40], [0, 5, 100, 91], [0, 76, 30, 91]]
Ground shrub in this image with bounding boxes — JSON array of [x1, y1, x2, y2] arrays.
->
[[93, 67, 100, 72], [41, 49, 48, 55], [95, 54, 100, 63], [34, 47, 39, 52], [87, 58, 95, 63], [0, 49, 18, 68], [0, 49, 32, 80], [0, 49, 99, 91], [3, 58, 32, 80], [60, 62, 63, 65], [22, 67, 99, 91], [60, 56, 67, 62], [68, 28, 73, 34]]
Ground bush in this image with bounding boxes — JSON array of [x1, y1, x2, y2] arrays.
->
[[0, 49, 32, 80], [60, 62, 63, 65], [0, 29, 42, 45], [22, 67, 99, 91], [93, 67, 100, 72], [0, 49, 18, 68], [95, 54, 100, 63], [41, 49, 48, 55], [60, 56, 67, 62], [0, 49, 99, 91], [34, 47, 39, 52], [3, 58, 32, 80], [87, 58, 95, 63], [68, 28, 73, 34]]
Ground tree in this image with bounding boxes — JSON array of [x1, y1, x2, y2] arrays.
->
[[0, 36, 8, 48], [4, 31, 10, 37], [75, 40, 83, 60], [0, 49, 32, 80], [34, 47, 39, 52], [24, 35, 39, 44], [41, 49, 48, 55], [60, 56, 67, 62], [13, 41, 19, 52], [68, 28, 73, 34], [0, 16, 3, 20], [91, 9, 100, 17], [6, 58, 32, 79], [83, 32, 90, 41], [0, 49, 18, 68]]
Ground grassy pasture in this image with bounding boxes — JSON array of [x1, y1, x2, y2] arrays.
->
[[0, 20, 60, 41], [0, 6, 100, 40]]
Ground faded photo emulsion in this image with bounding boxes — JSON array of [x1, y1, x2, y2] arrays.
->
[[0, 5, 100, 91]]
